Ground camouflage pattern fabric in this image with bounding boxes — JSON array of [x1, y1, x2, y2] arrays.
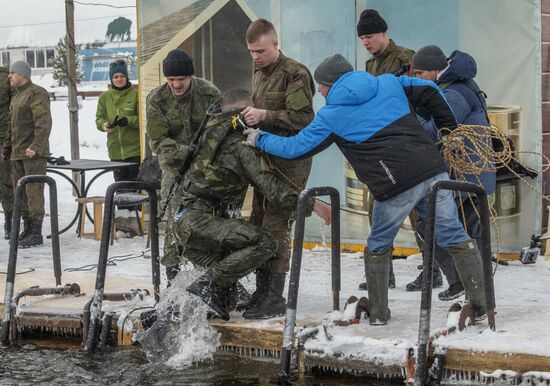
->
[[250, 52, 315, 274], [0, 67, 13, 212], [365, 39, 414, 76], [146, 77, 221, 267], [11, 158, 46, 221]]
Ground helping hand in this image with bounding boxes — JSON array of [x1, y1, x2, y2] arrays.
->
[[242, 128, 260, 147], [240, 106, 267, 126]]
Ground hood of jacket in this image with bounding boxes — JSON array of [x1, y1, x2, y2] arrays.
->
[[326, 71, 378, 106], [438, 50, 477, 84]]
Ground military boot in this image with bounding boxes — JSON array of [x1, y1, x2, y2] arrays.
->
[[4, 211, 12, 240], [243, 273, 286, 319], [364, 248, 392, 325], [359, 258, 395, 290], [235, 269, 269, 312], [186, 271, 230, 321], [448, 240, 487, 319], [405, 266, 444, 291], [18, 217, 32, 242], [19, 220, 43, 248]]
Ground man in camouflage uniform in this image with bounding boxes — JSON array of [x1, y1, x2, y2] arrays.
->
[[176, 89, 326, 320], [239, 18, 315, 319], [146, 49, 221, 280], [1, 61, 51, 248], [0, 66, 14, 240]]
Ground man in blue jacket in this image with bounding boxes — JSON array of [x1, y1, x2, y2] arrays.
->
[[243, 54, 487, 325], [407, 45, 496, 301]]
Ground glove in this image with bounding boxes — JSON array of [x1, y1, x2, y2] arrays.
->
[[112, 116, 128, 127], [242, 128, 260, 147]]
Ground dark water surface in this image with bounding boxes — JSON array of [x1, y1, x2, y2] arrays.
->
[[0, 345, 401, 385]]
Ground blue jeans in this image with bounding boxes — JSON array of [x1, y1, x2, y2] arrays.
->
[[367, 173, 470, 253]]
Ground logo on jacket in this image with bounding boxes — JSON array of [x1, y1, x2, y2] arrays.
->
[[379, 160, 396, 185]]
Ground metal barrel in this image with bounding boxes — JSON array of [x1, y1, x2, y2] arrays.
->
[[1, 175, 60, 346], [414, 180, 494, 386], [84, 181, 160, 352], [279, 187, 340, 383]]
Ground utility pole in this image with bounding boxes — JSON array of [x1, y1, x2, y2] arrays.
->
[[65, 0, 80, 187]]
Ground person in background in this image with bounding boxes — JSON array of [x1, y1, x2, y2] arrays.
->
[[96, 59, 140, 185], [1, 61, 51, 248], [0, 66, 14, 240]]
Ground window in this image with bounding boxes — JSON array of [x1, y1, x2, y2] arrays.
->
[[0, 51, 9, 66], [25, 48, 55, 68]]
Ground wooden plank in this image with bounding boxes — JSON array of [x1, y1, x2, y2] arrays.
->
[[445, 348, 550, 373], [210, 322, 283, 350], [543, 15, 550, 42], [543, 0, 550, 15], [303, 352, 404, 377]]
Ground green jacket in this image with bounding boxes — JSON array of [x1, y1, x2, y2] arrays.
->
[[95, 86, 140, 160], [366, 39, 414, 76], [182, 110, 300, 211], [146, 77, 221, 171], [0, 67, 10, 140], [3, 81, 51, 160], [252, 52, 315, 137]]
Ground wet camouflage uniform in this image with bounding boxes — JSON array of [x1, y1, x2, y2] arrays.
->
[[146, 77, 221, 267], [365, 39, 414, 76], [2, 80, 51, 222], [0, 67, 13, 215], [250, 52, 315, 274], [173, 110, 305, 287]]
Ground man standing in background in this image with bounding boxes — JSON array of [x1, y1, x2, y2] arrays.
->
[[0, 66, 14, 240], [239, 18, 315, 319], [1, 61, 51, 248], [146, 49, 221, 282]]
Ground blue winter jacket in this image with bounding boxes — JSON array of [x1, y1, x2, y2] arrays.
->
[[256, 71, 457, 201]]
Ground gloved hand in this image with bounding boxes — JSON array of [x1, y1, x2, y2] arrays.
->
[[242, 128, 260, 147], [114, 117, 128, 127]]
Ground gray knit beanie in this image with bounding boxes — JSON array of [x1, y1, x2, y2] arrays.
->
[[411, 45, 448, 71], [314, 54, 354, 86], [10, 61, 31, 79]]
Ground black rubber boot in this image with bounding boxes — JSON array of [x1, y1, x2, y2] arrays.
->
[[235, 269, 269, 312], [186, 271, 230, 321], [405, 266, 444, 291], [18, 217, 32, 242], [359, 258, 395, 290], [448, 239, 487, 319], [364, 248, 392, 325], [19, 220, 43, 248], [165, 265, 180, 287], [4, 211, 11, 240], [243, 273, 286, 319]]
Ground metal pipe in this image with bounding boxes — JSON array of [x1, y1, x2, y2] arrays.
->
[[414, 180, 494, 386], [85, 181, 160, 352], [98, 313, 113, 348], [1, 175, 60, 346], [279, 187, 340, 383]]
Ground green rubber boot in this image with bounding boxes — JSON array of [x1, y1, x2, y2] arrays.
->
[[364, 248, 392, 325]]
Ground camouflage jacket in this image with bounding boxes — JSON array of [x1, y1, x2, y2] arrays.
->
[[366, 39, 414, 76], [146, 77, 221, 169], [0, 67, 10, 139], [252, 52, 315, 137], [181, 110, 300, 211], [3, 81, 51, 160]]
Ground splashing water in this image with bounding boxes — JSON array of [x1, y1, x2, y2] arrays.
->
[[135, 269, 221, 368]]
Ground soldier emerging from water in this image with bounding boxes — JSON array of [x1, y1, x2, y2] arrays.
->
[[239, 18, 316, 319], [146, 49, 221, 281], [0, 66, 13, 240], [1, 61, 51, 248], [175, 89, 328, 321]]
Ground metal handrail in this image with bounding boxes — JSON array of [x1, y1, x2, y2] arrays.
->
[[279, 187, 340, 383]]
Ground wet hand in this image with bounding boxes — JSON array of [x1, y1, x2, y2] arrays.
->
[[313, 199, 331, 225], [25, 148, 36, 158], [242, 128, 260, 147], [103, 122, 113, 132], [241, 106, 266, 126]]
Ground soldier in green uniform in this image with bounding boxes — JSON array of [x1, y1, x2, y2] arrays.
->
[[239, 18, 315, 319], [1, 61, 51, 248], [176, 89, 327, 321], [146, 49, 221, 281], [357, 9, 414, 76], [0, 66, 14, 240]]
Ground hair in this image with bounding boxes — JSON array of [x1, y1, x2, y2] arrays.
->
[[220, 89, 252, 112], [246, 18, 277, 43]]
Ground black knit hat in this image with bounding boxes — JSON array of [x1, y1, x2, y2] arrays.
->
[[163, 49, 194, 77], [357, 9, 388, 36], [314, 54, 354, 86], [411, 45, 448, 71]]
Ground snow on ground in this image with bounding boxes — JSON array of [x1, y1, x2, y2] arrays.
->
[[1, 91, 550, 368]]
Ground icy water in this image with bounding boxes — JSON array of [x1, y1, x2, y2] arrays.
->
[[0, 345, 400, 385]]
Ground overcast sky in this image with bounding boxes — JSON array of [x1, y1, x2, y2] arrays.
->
[[0, 0, 137, 47]]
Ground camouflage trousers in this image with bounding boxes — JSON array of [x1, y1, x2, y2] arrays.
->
[[159, 165, 181, 267], [0, 138, 13, 213], [11, 157, 46, 221], [173, 202, 278, 288], [250, 156, 312, 274]]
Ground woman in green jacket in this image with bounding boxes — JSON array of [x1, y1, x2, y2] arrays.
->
[[96, 59, 140, 182]]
